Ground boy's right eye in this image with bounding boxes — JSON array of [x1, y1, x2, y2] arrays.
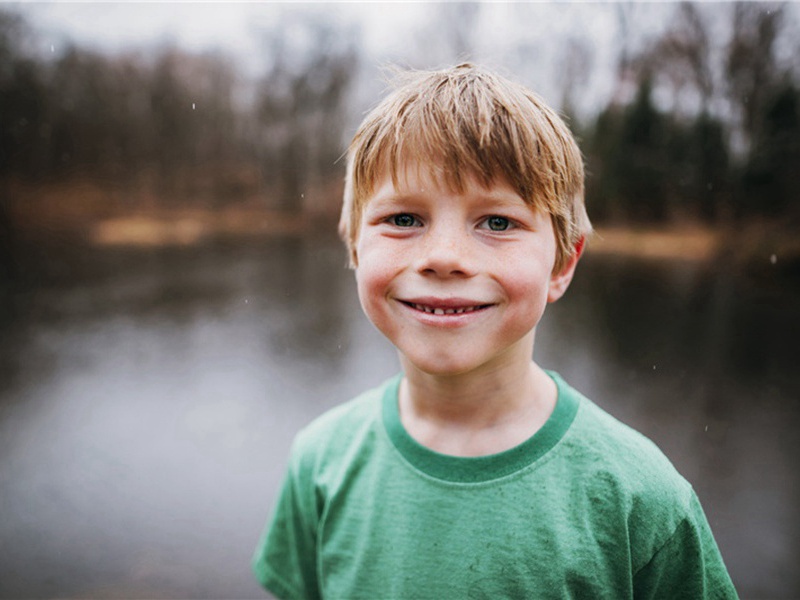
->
[[389, 214, 419, 227]]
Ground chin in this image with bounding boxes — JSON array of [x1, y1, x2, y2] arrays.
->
[[401, 352, 490, 378]]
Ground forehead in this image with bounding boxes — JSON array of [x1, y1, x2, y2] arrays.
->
[[365, 155, 505, 203], [365, 160, 529, 212]]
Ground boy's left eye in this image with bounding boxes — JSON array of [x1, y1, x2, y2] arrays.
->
[[479, 216, 513, 231]]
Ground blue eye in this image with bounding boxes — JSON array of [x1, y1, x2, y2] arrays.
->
[[483, 216, 512, 231], [391, 214, 418, 227]]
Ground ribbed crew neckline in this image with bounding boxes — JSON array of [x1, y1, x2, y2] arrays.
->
[[382, 371, 580, 483]]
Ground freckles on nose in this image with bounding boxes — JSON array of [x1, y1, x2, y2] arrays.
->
[[417, 230, 472, 275]]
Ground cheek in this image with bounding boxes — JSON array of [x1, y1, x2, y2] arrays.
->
[[356, 231, 405, 286], [354, 244, 395, 318], [498, 258, 553, 324], [355, 266, 378, 307], [355, 264, 400, 341]]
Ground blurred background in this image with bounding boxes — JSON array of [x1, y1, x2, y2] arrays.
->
[[0, 2, 798, 598]]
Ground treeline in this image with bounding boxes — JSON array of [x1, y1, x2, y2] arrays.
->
[[0, 10, 357, 213], [582, 3, 800, 225], [1, 4, 799, 226]]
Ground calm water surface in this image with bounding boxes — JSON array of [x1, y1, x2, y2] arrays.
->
[[0, 234, 797, 599]]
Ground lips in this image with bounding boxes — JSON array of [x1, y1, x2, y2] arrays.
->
[[399, 298, 493, 316], [407, 302, 486, 315]]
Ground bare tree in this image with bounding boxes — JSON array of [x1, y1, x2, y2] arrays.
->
[[255, 9, 359, 212], [558, 37, 593, 120], [647, 3, 715, 115], [610, 2, 638, 107]]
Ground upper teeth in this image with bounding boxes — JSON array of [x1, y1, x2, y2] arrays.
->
[[411, 303, 479, 315]]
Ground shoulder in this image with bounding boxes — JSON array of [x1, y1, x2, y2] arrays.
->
[[552, 374, 702, 570], [575, 394, 693, 515], [556, 375, 691, 498]]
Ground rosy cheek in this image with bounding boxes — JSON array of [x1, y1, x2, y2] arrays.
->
[[355, 272, 376, 316], [502, 261, 552, 304], [356, 256, 390, 303], [358, 236, 403, 278]]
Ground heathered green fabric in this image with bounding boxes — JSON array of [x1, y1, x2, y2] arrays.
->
[[253, 372, 737, 599]]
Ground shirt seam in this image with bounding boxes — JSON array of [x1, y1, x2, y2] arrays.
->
[[631, 486, 695, 578], [378, 395, 584, 489]]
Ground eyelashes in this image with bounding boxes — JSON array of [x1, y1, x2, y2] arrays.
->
[[384, 214, 517, 231], [389, 213, 420, 227], [480, 216, 513, 231]]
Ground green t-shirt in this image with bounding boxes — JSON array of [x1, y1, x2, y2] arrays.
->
[[253, 372, 737, 599]]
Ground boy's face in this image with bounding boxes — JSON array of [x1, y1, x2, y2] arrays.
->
[[354, 164, 577, 378]]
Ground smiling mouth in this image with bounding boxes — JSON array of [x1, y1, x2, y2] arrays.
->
[[401, 301, 492, 315]]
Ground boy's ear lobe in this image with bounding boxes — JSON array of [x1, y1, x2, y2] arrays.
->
[[547, 237, 585, 304]]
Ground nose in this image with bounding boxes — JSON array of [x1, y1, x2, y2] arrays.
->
[[415, 223, 475, 278]]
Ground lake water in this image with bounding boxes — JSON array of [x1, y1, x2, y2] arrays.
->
[[0, 233, 797, 599]]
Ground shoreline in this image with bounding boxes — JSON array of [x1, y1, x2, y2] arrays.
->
[[85, 213, 726, 264], [7, 199, 798, 278], [89, 208, 311, 247], [587, 226, 719, 262]]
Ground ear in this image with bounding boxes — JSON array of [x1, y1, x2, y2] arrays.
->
[[547, 237, 585, 303], [338, 213, 359, 269], [350, 246, 359, 269]]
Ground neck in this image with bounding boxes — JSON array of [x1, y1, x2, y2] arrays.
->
[[397, 348, 557, 456]]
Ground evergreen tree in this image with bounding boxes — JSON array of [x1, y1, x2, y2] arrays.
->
[[0, 12, 45, 178], [741, 83, 800, 218], [685, 113, 730, 221]]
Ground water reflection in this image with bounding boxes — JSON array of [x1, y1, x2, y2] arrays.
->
[[540, 256, 799, 597], [0, 235, 797, 598]]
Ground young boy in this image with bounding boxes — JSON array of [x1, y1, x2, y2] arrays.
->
[[253, 64, 737, 599]]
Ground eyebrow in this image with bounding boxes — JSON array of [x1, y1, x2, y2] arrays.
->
[[369, 187, 530, 209], [366, 188, 426, 207]]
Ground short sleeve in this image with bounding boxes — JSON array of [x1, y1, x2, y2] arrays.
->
[[632, 491, 738, 599], [252, 442, 321, 600]]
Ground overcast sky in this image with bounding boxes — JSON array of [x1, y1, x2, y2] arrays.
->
[[16, 2, 632, 114], [18, 2, 795, 120], [18, 3, 425, 67]]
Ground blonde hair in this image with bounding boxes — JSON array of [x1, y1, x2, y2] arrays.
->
[[340, 63, 591, 273]]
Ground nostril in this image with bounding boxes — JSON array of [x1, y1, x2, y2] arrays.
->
[[419, 264, 469, 277], [415, 235, 473, 276]]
